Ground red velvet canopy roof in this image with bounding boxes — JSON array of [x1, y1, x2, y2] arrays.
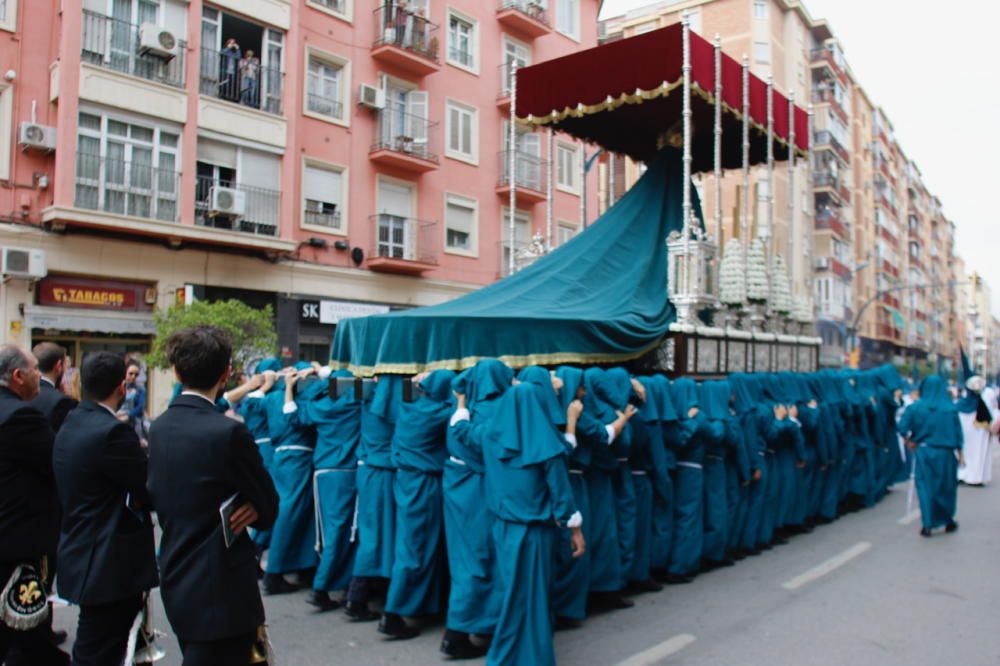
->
[[515, 24, 809, 169]]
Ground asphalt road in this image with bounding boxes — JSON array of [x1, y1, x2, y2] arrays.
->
[[52, 454, 1000, 665]]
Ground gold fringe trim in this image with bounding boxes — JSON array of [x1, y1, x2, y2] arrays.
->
[[516, 79, 807, 158], [331, 339, 664, 377]]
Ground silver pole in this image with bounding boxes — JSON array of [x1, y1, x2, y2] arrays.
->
[[608, 153, 616, 209], [766, 75, 775, 306], [788, 92, 796, 293], [681, 13, 692, 301], [741, 55, 750, 257], [713, 33, 722, 248], [508, 62, 518, 276], [580, 150, 587, 228], [546, 127, 554, 250], [807, 103, 815, 323]]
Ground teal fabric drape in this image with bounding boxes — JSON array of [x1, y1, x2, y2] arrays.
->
[[331, 148, 701, 375]]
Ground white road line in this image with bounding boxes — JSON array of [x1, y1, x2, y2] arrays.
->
[[898, 509, 921, 525], [781, 541, 872, 591], [615, 634, 697, 666]]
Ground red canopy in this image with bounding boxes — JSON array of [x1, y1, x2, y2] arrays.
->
[[516, 24, 809, 169]]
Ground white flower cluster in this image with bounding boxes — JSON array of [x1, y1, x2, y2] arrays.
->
[[746, 238, 769, 303], [771, 254, 793, 314], [794, 295, 814, 322], [718, 238, 746, 306]]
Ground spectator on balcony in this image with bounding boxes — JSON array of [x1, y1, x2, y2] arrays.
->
[[220, 38, 241, 102], [392, 0, 410, 47], [240, 50, 261, 108]]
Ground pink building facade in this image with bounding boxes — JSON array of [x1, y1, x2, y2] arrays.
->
[[0, 0, 600, 411]]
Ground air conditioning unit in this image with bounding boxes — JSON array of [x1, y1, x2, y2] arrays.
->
[[358, 84, 386, 110], [814, 257, 830, 270], [209, 186, 246, 218], [1, 247, 47, 280], [19, 122, 56, 152], [139, 23, 178, 60]]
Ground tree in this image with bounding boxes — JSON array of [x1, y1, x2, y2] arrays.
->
[[149, 299, 277, 374]]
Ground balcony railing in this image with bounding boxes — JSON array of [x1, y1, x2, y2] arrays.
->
[[498, 0, 550, 26], [311, 0, 347, 13], [499, 238, 546, 277], [370, 214, 438, 264], [373, 108, 439, 163], [815, 211, 848, 238], [81, 10, 186, 88], [75, 153, 180, 222], [306, 92, 344, 120], [194, 176, 281, 236], [811, 87, 849, 124], [499, 151, 546, 193], [813, 130, 849, 164], [498, 61, 519, 98], [373, 5, 440, 62], [304, 209, 342, 230], [199, 47, 284, 114], [448, 46, 475, 68]]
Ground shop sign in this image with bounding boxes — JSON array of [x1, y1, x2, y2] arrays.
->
[[300, 299, 390, 325], [38, 277, 154, 312]]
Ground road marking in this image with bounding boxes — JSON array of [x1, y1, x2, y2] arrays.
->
[[616, 634, 696, 666], [898, 509, 921, 525], [781, 541, 872, 590]]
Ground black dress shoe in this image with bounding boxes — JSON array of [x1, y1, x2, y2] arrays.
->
[[945, 521, 959, 533], [919, 528, 932, 538], [344, 601, 380, 622], [664, 573, 693, 585], [649, 568, 669, 582], [588, 591, 635, 610], [262, 573, 300, 595], [440, 630, 489, 659], [635, 579, 664, 592], [306, 590, 339, 611], [554, 616, 583, 631], [378, 612, 420, 639], [710, 558, 735, 568]]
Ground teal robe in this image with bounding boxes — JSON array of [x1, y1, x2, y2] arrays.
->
[[699, 380, 733, 564], [668, 378, 706, 576]]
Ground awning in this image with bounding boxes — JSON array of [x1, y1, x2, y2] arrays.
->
[[515, 23, 809, 168], [24, 305, 156, 336]]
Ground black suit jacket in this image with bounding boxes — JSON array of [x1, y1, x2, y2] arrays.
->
[[147, 394, 278, 642], [31, 379, 78, 434], [0, 387, 60, 563], [53, 401, 158, 605]]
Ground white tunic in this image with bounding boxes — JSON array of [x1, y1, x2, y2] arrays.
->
[[957, 387, 997, 485]]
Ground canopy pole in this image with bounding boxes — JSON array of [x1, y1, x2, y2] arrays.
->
[[609, 153, 616, 209], [766, 75, 775, 308], [546, 127, 554, 251], [788, 91, 796, 294], [713, 33, 722, 250], [681, 12, 693, 303], [807, 103, 815, 324], [508, 62, 518, 276], [741, 55, 750, 262], [580, 146, 587, 229]]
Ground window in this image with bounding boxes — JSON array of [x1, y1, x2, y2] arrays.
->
[[380, 81, 431, 158], [558, 222, 577, 245], [376, 179, 416, 259], [446, 101, 477, 163], [556, 0, 579, 40], [556, 142, 579, 193], [200, 8, 285, 114], [753, 41, 770, 64], [447, 10, 477, 71], [75, 110, 180, 222], [502, 37, 530, 97], [500, 208, 532, 275], [306, 54, 346, 122], [753, 0, 768, 20], [445, 193, 477, 254], [308, 0, 349, 20], [303, 162, 346, 233], [685, 8, 701, 34]]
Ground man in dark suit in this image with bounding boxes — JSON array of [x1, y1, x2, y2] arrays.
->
[[53, 351, 158, 666], [31, 343, 77, 434], [0, 345, 68, 665], [148, 326, 279, 666]]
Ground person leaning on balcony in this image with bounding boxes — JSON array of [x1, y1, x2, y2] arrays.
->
[[220, 38, 241, 101], [392, 0, 410, 46], [239, 50, 261, 108]]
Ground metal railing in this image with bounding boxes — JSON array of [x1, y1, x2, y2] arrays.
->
[[373, 5, 439, 62], [199, 46, 284, 114], [498, 151, 546, 192], [370, 214, 438, 264], [81, 10, 186, 88], [448, 45, 475, 68], [194, 176, 281, 236], [304, 209, 342, 230], [373, 108, 439, 162], [310, 0, 347, 13], [75, 153, 180, 222], [498, 61, 525, 98], [498, 0, 550, 26], [306, 92, 343, 120]]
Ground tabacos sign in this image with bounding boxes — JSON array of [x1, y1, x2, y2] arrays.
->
[[38, 277, 154, 311]]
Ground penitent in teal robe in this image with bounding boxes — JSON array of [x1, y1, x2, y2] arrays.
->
[[482, 383, 578, 666]]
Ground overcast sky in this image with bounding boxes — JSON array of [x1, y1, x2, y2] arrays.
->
[[600, 0, 1000, 317]]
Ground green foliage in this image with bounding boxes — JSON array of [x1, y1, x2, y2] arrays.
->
[[149, 299, 277, 373]]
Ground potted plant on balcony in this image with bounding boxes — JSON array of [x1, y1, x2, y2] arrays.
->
[[395, 135, 415, 153]]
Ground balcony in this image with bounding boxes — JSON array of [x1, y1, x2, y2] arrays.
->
[[813, 130, 849, 165], [499, 238, 546, 278], [75, 153, 180, 223], [195, 176, 281, 237], [367, 215, 439, 275], [372, 5, 441, 77], [497, 61, 517, 109], [199, 47, 284, 115], [815, 211, 848, 238], [810, 87, 848, 126], [370, 108, 439, 173], [496, 0, 552, 38], [81, 10, 186, 88], [306, 93, 344, 121], [809, 47, 848, 84], [497, 151, 548, 204]]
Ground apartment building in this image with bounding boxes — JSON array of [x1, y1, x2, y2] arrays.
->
[[0, 0, 600, 410]]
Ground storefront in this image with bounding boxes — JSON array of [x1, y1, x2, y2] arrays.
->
[[278, 295, 391, 363]]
